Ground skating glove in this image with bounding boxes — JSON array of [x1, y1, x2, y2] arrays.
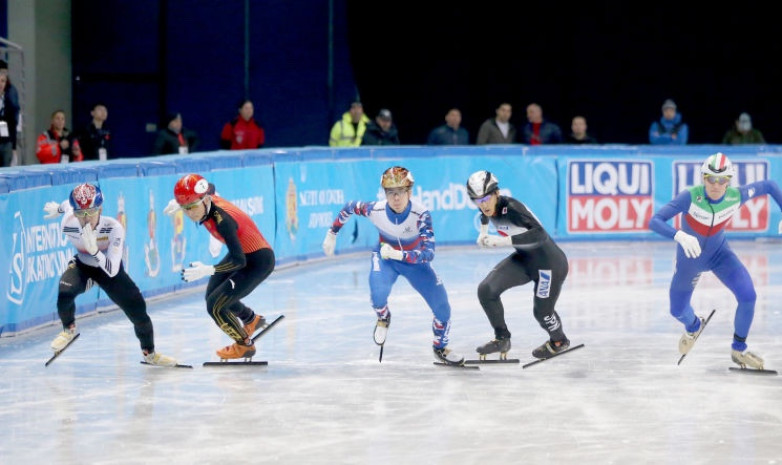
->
[[479, 234, 513, 248], [322, 230, 337, 256], [80, 223, 99, 256], [44, 201, 64, 219], [476, 224, 489, 248], [674, 230, 701, 258], [163, 198, 181, 217], [181, 261, 215, 282], [380, 243, 404, 261]]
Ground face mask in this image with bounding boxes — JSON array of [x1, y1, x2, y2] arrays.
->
[[738, 121, 752, 132]]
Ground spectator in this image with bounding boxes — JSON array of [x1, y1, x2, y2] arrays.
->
[[220, 99, 265, 150], [476, 102, 516, 144], [362, 109, 400, 146], [0, 60, 21, 165], [565, 115, 598, 144], [520, 103, 563, 145], [78, 103, 111, 161], [722, 112, 765, 145], [153, 112, 200, 155], [329, 100, 370, 147], [427, 108, 469, 145], [649, 99, 688, 145], [0, 72, 19, 167], [36, 109, 82, 164]]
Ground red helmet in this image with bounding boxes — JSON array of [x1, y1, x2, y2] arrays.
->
[[174, 174, 210, 206]]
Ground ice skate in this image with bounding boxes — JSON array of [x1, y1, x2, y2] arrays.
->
[[433, 346, 465, 366], [216, 342, 256, 360], [143, 351, 178, 367], [532, 339, 570, 359], [51, 326, 77, 352], [731, 349, 764, 370], [243, 314, 267, 338], [476, 338, 511, 360], [373, 316, 390, 345], [679, 316, 706, 355]]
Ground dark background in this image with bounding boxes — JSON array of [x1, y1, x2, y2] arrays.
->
[[347, 2, 782, 146], [18, 1, 780, 157]]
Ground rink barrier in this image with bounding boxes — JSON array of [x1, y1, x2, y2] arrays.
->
[[2, 144, 782, 336]]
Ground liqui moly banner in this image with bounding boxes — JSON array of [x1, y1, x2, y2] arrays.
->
[[565, 160, 654, 235]]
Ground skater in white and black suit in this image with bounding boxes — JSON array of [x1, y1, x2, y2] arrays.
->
[[43, 183, 177, 366], [466, 170, 571, 360]]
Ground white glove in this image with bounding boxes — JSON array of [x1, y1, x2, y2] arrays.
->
[[181, 261, 215, 282], [44, 201, 63, 220], [80, 223, 99, 256], [674, 230, 701, 259], [322, 230, 337, 256], [380, 243, 404, 261], [476, 224, 489, 248], [778, 219, 782, 234], [479, 234, 513, 248], [163, 198, 180, 217]]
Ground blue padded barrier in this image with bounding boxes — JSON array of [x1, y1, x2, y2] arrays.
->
[[50, 167, 100, 186], [96, 163, 140, 179], [242, 151, 273, 167], [172, 156, 212, 174], [207, 152, 244, 171], [0, 170, 52, 191], [138, 161, 177, 177]]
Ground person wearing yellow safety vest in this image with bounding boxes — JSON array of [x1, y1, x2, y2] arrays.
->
[[329, 100, 370, 147]]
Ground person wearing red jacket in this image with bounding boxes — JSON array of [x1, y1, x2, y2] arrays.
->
[[219, 99, 265, 150], [36, 110, 82, 164]]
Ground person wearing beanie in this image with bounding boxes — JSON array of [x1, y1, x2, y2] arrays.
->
[[153, 112, 200, 155], [362, 108, 400, 145], [649, 98, 689, 145], [722, 112, 766, 145]]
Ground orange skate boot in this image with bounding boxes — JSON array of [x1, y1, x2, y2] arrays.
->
[[216, 342, 256, 360]]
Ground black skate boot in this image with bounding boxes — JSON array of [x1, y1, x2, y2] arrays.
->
[[532, 339, 570, 359], [476, 338, 511, 360]]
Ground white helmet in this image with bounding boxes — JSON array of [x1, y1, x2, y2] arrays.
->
[[466, 170, 499, 199], [701, 152, 735, 178]]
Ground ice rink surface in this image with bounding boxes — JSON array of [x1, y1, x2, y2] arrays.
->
[[1, 241, 781, 465]]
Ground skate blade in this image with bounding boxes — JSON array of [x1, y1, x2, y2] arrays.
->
[[729, 367, 777, 375], [433, 361, 479, 370], [140, 361, 193, 369], [465, 358, 520, 364], [203, 360, 269, 366]]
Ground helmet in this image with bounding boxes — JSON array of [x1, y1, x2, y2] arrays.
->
[[466, 170, 499, 199], [69, 183, 104, 210], [380, 166, 414, 189], [701, 152, 735, 178], [174, 173, 211, 206]]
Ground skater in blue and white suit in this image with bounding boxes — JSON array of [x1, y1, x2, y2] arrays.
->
[[650, 152, 782, 370], [322, 166, 463, 365]]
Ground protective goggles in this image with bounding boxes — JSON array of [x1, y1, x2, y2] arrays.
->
[[704, 175, 731, 185], [472, 194, 493, 205], [73, 207, 100, 218], [181, 200, 202, 210], [384, 188, 409, 197]]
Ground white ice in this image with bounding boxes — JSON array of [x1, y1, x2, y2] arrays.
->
[[1, 241, 781, 465]]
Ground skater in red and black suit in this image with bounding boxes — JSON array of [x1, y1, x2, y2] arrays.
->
[[165, 174, 274, 360]]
